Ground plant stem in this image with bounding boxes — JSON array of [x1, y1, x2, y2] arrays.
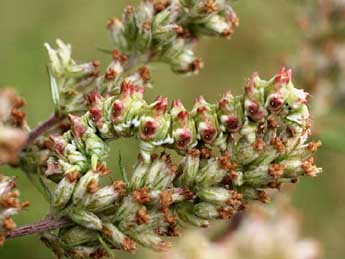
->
[[5, 217, 72, 240], [27, 113, 64, 145]]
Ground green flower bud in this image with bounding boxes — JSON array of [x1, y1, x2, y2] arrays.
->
[[130, 156, 150, 190], [161, 39, 203, 74], [197, 187, 231, 205], [192, 96, 225, 149], [82, 184, 121, 213], [177, 149, 200, 188], [123, 5, 138, 47], [72, 170, 100, 206], [138, 96, 172, 162], [194, 202, 219, 219], [195, 157, 227, 187], [107, 18, 128, 51], [60, 226, 98, 247], [171, 99, 197, 150], [114, 196, 141, 223], [52, 173, 79, 208], [130, 231, 170, 251], [68, 208, 103, 231], [175, 202, 209, 228], [218, 91, 243, 133], [102, 223, 136, 252], [144, 153, 176, 190]]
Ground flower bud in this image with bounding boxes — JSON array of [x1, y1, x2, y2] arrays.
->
[[218, 92, 243, 133], [82, 184, 121, 213], [193, 202, 219, 219], [195, 157, 228, 187], [192, 96, 222, 146], [130, 156, 150, 190], [177, 149, 200, 188], [72, 170, 102, 206], [112, 81, 147, 137], [60, 226, 98, 247], [161, 39, 203, 74], [68, 208, 103, 231], [52, 173, 79, 208], [175, 202, 209, 228], [197, 187, 231, 205], [107, 18, 127, 51], [114, 196, 141, 223], [138, 96, 172, 162], [102, 223, 136, 252], [171, 99, 197, 150], [130, 231, 170, 251]]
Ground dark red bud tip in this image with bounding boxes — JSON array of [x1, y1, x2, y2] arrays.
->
[[112, 49, 128, 63], [195, 96, 206, 104], [225, 116, 241, 132], [112, 100, 124, 123], [275, 67, 292, 84], [218, 98, 229, 110], [177, 110, 188, 122], [154, 96, 168, 113], [68, 114, 85, 138], [50, 135, 65, 155], [141, 119, 158, 140], [268, 94, 284, 112], [201, 126, 217, 143], [246, 100, 265, 121], [87, 91, 102, 106], [176, 130, 192, 149], [90, 107, 103, 123], [172, 99, 184, 109]]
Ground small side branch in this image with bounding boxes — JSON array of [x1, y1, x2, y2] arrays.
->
[[27, 113, 64, 145], [5, 217, 71, 240]]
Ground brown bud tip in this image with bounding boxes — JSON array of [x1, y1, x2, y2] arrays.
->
[[136, 206, 150, 225], [133, 187, 151, 204], [253, 138, 265, 152], [307, 141, 322, 152], [217, 207, 234, 219], [268, 164, 285, 178], [66, 171, 81, 183], [96, 163, 111, 175], [159, 190, 173, 208], [122, 237, 136, 253], [113, 180, 127, 196], [271, 137, 285, 153], [87, 179, 99, 193]]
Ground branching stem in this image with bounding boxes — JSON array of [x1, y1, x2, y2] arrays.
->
[[5, 217, 71, 240]]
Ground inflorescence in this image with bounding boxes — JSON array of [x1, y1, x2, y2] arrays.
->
[[0, 1, 323, 258]]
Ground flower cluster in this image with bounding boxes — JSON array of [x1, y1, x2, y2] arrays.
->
[[293, 0, 345, 115], [0, 174, 29, 247], [40, 67, 321, 258], [107, 0, 239, 73], [45, 0, 239, 115], [146, 197, 321, 259], [0, 88, 28, 166]]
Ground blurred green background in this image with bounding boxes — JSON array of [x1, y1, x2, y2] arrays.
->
[[0, 0, 344, 258]]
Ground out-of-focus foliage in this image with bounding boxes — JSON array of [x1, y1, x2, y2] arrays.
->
[[0, 0, 344, 258]]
